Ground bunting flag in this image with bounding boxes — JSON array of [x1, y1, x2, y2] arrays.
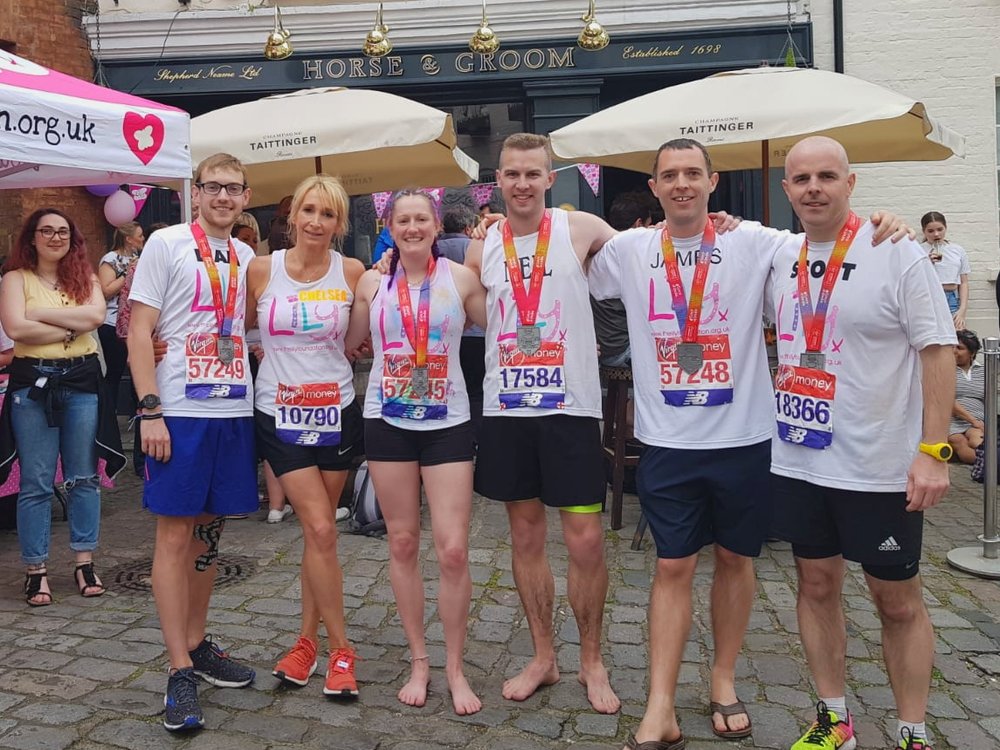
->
[[577, 163, 601, 196], [128, 184, 152, 215], [372, 190, 392, 219], [471, 183, 495, 208]]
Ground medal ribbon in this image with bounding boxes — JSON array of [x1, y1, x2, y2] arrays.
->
[[660, 218, 716, 343], [502, 210, 552, 327], [395, 256, 435, 368], [191, 222, 239, 338], [796, 212, 861, 353]]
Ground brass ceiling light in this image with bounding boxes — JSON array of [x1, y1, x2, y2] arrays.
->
[[469, 0, 500, 55], [263, 4, 293, 61], [362, 3, 393, 58], [578, 0, 610, 51]]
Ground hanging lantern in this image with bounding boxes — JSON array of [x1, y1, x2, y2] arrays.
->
[[469, 0, 500, 55], [263, 4, 293, 61], [578, 0, 610, 51], [362, 3, 393, 58]]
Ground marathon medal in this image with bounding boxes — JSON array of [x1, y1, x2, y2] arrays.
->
[[217, 335, 235, 365], [410, 366, 430, 398], [799, 351, 826, 371], [676, 341, 704, 375], [517, 325, 541, 356]]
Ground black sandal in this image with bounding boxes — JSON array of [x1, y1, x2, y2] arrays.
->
[[24, 569, 53, 607], [74, 562, 106, 598]]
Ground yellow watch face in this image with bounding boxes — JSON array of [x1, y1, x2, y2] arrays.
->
[[922, 442, 952, 461]]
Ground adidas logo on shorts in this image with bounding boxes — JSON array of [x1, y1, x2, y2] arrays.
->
[[878, 535, 901, 552]]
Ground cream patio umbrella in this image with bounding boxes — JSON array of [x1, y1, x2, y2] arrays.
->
[[549, 66, 965, 222], [191, 87, 478, 207]]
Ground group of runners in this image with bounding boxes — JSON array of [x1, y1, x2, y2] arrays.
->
[[126, 132, 954, 750]]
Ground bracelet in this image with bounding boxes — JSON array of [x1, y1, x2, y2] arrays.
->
[[140, 412, 164, 421]]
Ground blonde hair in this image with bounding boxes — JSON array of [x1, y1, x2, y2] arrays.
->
[[287, 174, 350, 245], [194, 152, 247, 183], [110, 221, 142, 254], [500, 133, 553, 170], [233, 212, 260, 237]]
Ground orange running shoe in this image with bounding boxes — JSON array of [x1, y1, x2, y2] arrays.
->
[[323, 646, 359, 697], [272, 636, 318, 686]]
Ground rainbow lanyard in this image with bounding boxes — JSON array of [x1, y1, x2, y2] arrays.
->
[[660, 218, 716, 343], [502, 209, 552, 328], [191, 223, 238, 338], [796, 212, 861, 353], [395, 256, 435, 368]]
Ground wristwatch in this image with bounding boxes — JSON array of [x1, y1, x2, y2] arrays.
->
[[138, 394, 162, 411], [919, 442, 953, 462]]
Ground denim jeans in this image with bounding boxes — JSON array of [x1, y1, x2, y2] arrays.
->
[[11, 379, 100, 565]]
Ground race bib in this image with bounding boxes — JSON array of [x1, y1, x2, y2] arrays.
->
[[381, 353, 448, 421], [275, 382, 341, 446], [185, 333, 248, 400], [774, 364, 835, 449], [655, 334, 734, 407], [498, 341, 566, 410]]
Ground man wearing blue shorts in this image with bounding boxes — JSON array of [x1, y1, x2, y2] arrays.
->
[[128, 153, 258, 732]]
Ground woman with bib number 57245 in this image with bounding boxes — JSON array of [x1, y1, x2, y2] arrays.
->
[[345, 189, 487, 715], [245, 175, 366, 697]]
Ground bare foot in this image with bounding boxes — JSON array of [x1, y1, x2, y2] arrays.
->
[[502, 657, 560, 701], [447, 670, 482, 716], [397, 659, 430, 707], [578, 663, 620, 714]]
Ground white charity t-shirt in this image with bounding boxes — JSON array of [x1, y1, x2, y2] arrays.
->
[[129, 223, 256, 418], [922, 240, 970, 286], [589, 221, 789, 449], [769, 222, 957, 491]]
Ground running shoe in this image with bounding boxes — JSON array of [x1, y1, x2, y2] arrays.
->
[[273, 635, 318, 686], [163, 667, 203, 732], [189, 636, 255, 688], [267, 505, 294, 523], [894, 727, 931, 750], [790, 702, 856, 750], [323, 646, 359, 697]]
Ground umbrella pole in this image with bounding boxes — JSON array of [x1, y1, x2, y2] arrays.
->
[[761, 140, 770, 226], [182, 179, 193, 223]]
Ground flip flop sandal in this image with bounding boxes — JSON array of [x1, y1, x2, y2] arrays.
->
[[74, 562, 107, 598], [624, 732, 686, 750], [710, 700, 753, 739], [24, 569, 53, 607]]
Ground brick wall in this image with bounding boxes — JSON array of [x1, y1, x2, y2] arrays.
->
[[810, 0, 1000, 335], [0, 0, 107, 267]]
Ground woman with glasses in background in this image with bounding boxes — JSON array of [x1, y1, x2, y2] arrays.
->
[[98, 221, 144, 410], [0, 209, 118, 605]]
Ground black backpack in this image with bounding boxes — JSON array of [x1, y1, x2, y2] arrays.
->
[[347, 461, 386, 537]]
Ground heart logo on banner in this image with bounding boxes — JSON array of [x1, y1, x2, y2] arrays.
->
[[122, 112, 165, 166]]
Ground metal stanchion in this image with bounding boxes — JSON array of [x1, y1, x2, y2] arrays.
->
[[948, 337, 1000, 578]]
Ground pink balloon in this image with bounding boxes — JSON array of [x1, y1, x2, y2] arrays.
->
[[103, 191, 137, 225], [86, 184, 120, 197]]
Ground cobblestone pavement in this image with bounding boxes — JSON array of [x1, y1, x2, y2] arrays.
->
[[0, 451, 999, 750]]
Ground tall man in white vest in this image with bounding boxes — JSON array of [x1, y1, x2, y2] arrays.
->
[[465, 133, 622, 713], [769, 136, 955, 750]]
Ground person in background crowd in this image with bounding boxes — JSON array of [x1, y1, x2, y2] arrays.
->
[[478, 203, 492, 220], [346, 189, 487, 716], [97, 221, 143, 409], [372, 225, 394, 266], [438, 207, 486, 440], [128, 153, 258, 732], [248, 174, 366, 697], [771, 137, 955, 750], [232, 213, 261, 255], [267, 195, 293, 253], [591, 191, 659, 368], [949, 329, 987, 465], [921, 211, 970, 329], [0, 208, 124, 606]]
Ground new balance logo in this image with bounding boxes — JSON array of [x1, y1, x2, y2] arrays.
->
[[785, 426, 808, 444], [682, 391, 709, 405], [878, 536, 901, 552], [296, 431, 321, 445]]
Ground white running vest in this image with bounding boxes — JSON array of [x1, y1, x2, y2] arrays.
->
[[255, 249, 356, 418], [363, 258, 470, 431], [480, 207, 601, 418]]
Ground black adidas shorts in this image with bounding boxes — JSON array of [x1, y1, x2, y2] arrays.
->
[[770, 474, 923, 581]]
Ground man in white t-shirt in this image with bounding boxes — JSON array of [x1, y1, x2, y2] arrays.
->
[[589, 139, 908, 750], [769, 137, 955, 750], [128, 153, 259, 733]]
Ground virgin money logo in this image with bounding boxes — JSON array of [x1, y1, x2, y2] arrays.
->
[[188, 333, 216, 356], [775, 365, 795, 390], [276, 384, 306, 405]]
